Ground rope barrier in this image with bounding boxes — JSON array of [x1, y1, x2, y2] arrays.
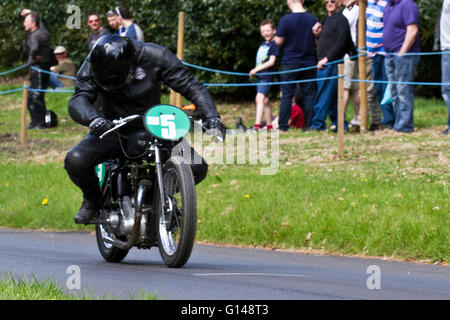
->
[[0, 64, 28, 76], [27, 87, 75, 93], [203, 75, 344, 87], [183, 53, 367, 77], [0, 48, 448, 95], [356, 47, 450, 57], [346, 78, 450, 86], [30, 66, 77, 80], [1, 76, 448, 95], [0, 87, 24, 95]]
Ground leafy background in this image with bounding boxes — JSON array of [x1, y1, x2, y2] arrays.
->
[[0, 0, 443, 98]]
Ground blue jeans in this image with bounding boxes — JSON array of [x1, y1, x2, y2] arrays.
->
[[279, 65, 317, 131], [311, 64, 348, 130], [442, 52, 450, 130], [372, 54, 395, 127], [385, 55, 420, 133], [49, 74, 64, 89]]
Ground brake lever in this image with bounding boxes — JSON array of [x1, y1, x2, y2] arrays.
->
[[202, 124, 224, 143], [99, 115, 140, 139]]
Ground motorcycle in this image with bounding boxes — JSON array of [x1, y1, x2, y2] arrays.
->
[[92, 104, 201, 268]]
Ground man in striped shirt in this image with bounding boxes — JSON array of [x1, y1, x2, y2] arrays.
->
[[366, 0, 395, 128]]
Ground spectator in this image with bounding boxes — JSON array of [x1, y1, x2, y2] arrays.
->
[[383, 0, 420, 133], [249, 19, 279, 131], [23, 12, 53, 129], [49, 46, 76, 88], [272, 99, 305, 130], [363, 0, 395, 128], [434, 0, 450, 136], [115, 6, 144, 41], [236, 99, 304, 131], [106, 10, 121, 32], [87, 12, 110, 51], [21, 8, 47, 32], [310, 0, 355, 131], [274, 0, 318, 131], [343, 0, 383, 131], [342, 0, 361, 131]]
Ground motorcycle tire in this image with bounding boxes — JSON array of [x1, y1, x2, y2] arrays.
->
[[95, 224, 129, 263], [154, 156, 197, 268]]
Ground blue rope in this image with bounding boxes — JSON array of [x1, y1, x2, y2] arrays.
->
[[0, 64, 28, 76], [346, 78, 450, 86], [0, 87, 24, 95], [183, 53, 367, 77], [357, 47, 450, 57], [30, 66, 76, 80], [203, 75, 343, 87], [27, 87, 75, 93]]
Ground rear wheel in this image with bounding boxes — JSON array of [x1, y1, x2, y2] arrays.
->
[[154, 156, 197, 268]]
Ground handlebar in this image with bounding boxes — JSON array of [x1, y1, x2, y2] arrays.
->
[[99, 114, 140, 139], [99, 114, 224, 143]]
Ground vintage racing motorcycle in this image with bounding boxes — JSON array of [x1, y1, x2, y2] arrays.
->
[[92, 104, 208, 268]]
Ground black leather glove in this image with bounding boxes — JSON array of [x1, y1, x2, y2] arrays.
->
[[89, 117, 114, 137], [204, 117, 227, 142]]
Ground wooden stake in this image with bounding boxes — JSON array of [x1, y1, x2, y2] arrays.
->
[[170, 12, 185, 107], [338, 64, 345, 158], [358, 0, 368, 133], [20, 81, 29, 147]]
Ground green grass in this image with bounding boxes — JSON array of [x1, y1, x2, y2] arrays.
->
[[0, 273, 158, 300], [0, 84, 449, 263]]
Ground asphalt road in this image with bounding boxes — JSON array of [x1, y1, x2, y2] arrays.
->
[[0, 228, 449, 300]]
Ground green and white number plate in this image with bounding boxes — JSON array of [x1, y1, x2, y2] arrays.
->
[[143, 104, 190, 141]]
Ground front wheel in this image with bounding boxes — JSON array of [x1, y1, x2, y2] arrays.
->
[[154, 156, 197, 268]]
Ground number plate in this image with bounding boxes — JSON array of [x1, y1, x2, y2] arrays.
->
[[143, 104, 191, 141]]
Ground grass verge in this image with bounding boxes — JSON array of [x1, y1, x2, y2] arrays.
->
[[0, 85, 448, 263], [0, 272, 158, 300]]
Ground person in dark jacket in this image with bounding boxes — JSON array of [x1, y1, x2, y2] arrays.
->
[[87, 12, 111, 51], [23, 12, 53, 129], [65, 35, 226, 224], [310, 0, 355, 131]]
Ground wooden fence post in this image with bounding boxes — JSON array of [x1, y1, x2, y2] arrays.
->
[[338, 64, 345, 157], [358, 0, 368, 133], [20, 81, 29, 147], [170, 11, 185, 107]]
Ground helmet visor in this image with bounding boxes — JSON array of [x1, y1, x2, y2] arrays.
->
[[92, 61, 132, 91]]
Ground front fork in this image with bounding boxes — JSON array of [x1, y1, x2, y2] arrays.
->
[[153, 144, 166, 214]]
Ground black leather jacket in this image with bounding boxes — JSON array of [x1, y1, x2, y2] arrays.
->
[[26, 27, 52, 66], [69, 40, 219, 128]]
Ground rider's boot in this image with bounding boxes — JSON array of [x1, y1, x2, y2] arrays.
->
[[74, 197, 103, 225]]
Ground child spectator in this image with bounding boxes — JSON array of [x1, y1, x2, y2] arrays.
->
[[249, 19, 279, 131]]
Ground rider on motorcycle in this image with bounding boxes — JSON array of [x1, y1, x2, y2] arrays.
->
[[65, 34, 226, 224]]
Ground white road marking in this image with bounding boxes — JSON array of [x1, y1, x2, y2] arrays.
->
[[194, 272, 310, 277]]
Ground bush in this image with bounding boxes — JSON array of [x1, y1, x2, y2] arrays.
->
[[0, 0, 443, 99]]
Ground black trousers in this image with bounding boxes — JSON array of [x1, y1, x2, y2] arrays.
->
[[28, 67, 49, 126], [64, 133, 208, 201]]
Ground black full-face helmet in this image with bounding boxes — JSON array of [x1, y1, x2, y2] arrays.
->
[[90, 34, 136, 91]]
